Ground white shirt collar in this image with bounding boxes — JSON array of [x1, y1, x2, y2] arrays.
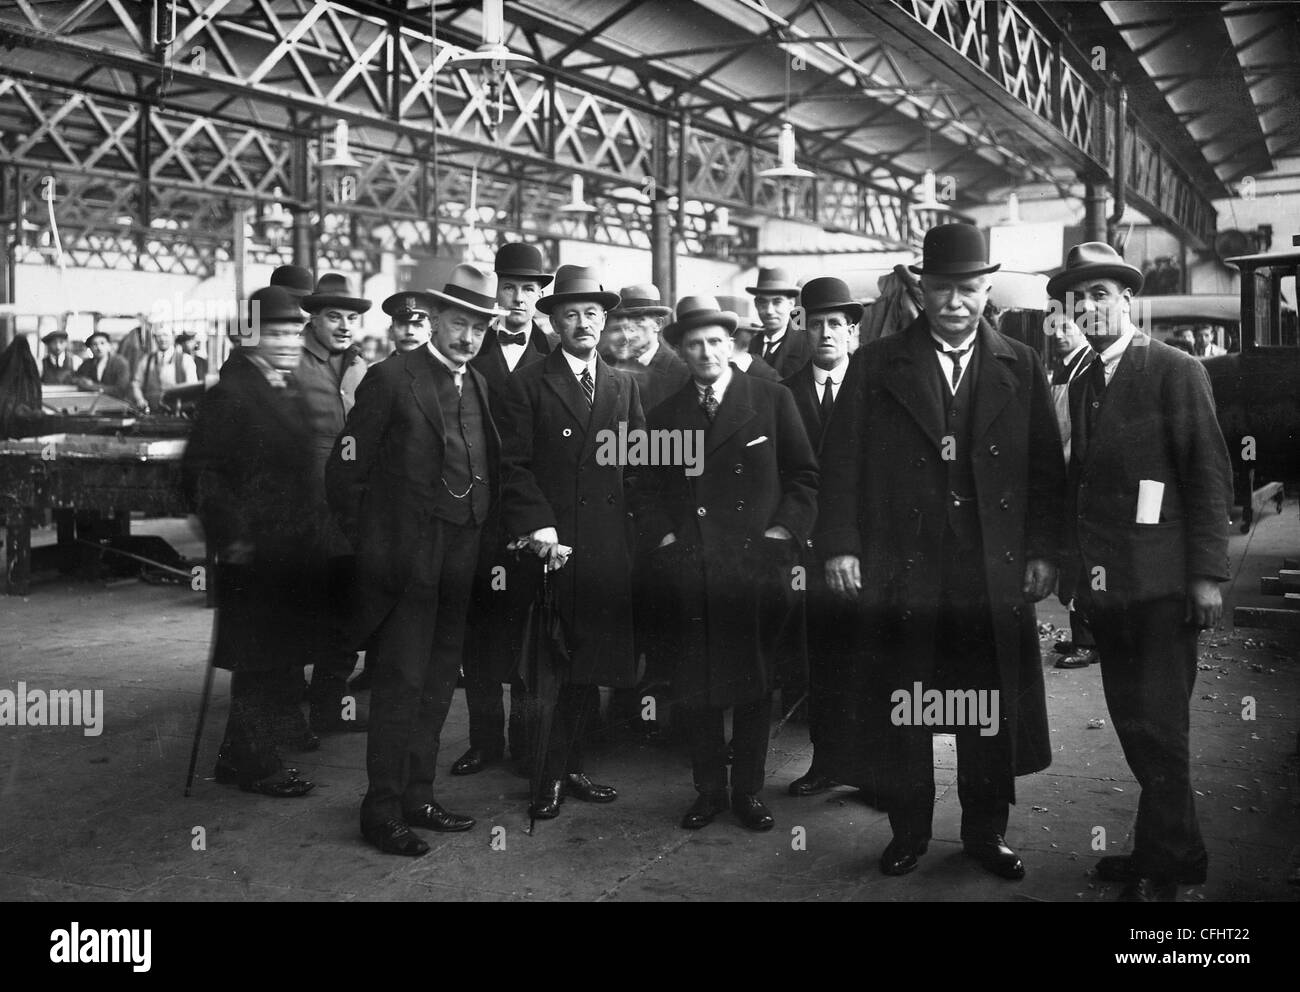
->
[[730, 351, 753, 372], [812, 357, 849, 387], [1098, 326, 1136, 367], [929, 328, 978, 353], [561, 347, 596, 379], [635, 337, 660, 367], [427, 342, 466, 374], [695, 364, 733, 404]]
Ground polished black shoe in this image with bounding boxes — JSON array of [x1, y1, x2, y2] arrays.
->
[[363, 818, 430, 857], [879, 837, 928, 876], [529, 780, 565, 820], [731, 793, 775, 832], [788, 771, 837, 797], [239, 768, 315, 798], [404, 801, 475, 833], [348, 669, 372, 692], [1119, 877, 1178, 902], [450, 747, 502, 776], [565, 773, 618, 803], [1096, 854, 1205, 885], [681, 790, 729, 829], [963, 835, 1025, 880]]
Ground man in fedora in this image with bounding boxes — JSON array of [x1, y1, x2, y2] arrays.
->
[[717, 295, 782, 382], [600, 283, 689, 414], [1051, 241, 1231, 902], [326, 266, 505, 856], [299, 272, 372, 735], [184, 285, 324, 798], [636, 295, 818, 833], [747, 266, 810, 379], [74, 331, 132, 401], [496, 263, 644, 820], [781, 277, 864, 799], [40, 330, 79, 385], [454, 242, 556, 778], [819, 223, 1064, 880]]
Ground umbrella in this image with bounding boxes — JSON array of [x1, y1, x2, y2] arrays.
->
[[516, 555, 572, 833]]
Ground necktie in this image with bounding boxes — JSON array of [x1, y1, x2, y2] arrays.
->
[[580, 367, 594, 407], [499, 330, 527, 347], [819, 376, 834, 427], [935, 340, 971, 391], [764, 336, 779, 361], [701, 385, 718, 422]]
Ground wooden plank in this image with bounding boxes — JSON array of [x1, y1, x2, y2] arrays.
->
[[1261, 576, 1281, 594], [1278, 570, 1300, 590], [1234, 606, 1300, 630]]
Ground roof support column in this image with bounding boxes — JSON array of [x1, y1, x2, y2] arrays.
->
[[1082, 179, 1107, 243]]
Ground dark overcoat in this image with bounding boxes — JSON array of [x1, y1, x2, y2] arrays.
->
[[749, 323, 812, 379], [324, 346, 501, 649], [182, 351, 323, 672], [496, 348, 644, 688], [817, 316, 1065, 784], [636, 372, 819, 708]]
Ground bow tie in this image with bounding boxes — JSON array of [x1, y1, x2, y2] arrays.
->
[[498, 330, 527, 346]]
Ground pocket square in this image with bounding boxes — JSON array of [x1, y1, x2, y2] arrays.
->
[[745, 435, 769, 447]]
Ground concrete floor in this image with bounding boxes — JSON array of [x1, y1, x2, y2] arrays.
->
[[1, 505, 1298, 903]]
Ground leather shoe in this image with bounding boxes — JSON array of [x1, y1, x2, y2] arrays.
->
[[1119, 877, 1179, 902], [1096, 854, 1205, 885], [879, 836, 928, 876], [529, 779, 565, 820], [788, 771, 837, 797], [565, 773, 617, 803], [681, 791, 729, 829], [963, 835, 1025, 880], [240, 768, 315, 798], [363, 818, 430, 857], [451, 747, 502, 776], [731, 793, 775, 831], [1054, 648, 1098, 668], [404, 801, 475, 833]]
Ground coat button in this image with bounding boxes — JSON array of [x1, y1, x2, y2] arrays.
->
[[697, 506, 707, 517], [1091, 401, 1100, 409], [1003, 551, 1015, 563], [903, 558, 914, 569], [733, 464, 743, 474], [735, 500, 745, 511], [999, 497, 1010, 510], [563, 428, 573, 437], [988, 444, 1000, 456], [1012, 605, 1022, 618]]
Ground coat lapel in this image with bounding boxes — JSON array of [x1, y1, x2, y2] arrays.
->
[[1081, 331, 1150, 474], [971, 318, 1019, 442], [882, 318, 946, 452], [705, 371, 758, 456], [542, 348, 591, 431], [406, 347, 447, 438]]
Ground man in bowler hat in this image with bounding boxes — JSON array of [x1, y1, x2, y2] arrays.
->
[[819, 223, 1064, 879], [1052, 242, 1231, 901]]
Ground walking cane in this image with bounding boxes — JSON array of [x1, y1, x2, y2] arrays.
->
[[183, 556, 219, 797]]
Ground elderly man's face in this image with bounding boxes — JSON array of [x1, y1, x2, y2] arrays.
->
[[310, 306, 362, 354], [551, 300, 605, 360], [921, 274, 990, 342], [681, 325, 734, 384], [755, 293, 794, 334], [431, 304, 490, 366], [602, 313, 659, 362], [808, 310, 854, 369], [498, 279, 543, 331], [390, 310, 432, 353]]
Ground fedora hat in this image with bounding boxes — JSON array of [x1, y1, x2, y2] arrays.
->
[[494, 242, 554, 287], [611, 284, 671, 318], [745, 266, 800, 297], [269, 264, 314, 298], [381, 288, 441, 319], [302, 272, 372, 314], [662, 295, 739, 347], [799, 276, 863, 323], [536, 264, 621, 315], [428, 264, 508, 319], [248, 285, 311, 326], [908, 223, 1000, 278], [1047, 241, 1144, 300]]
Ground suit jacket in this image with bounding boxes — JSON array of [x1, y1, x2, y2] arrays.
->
[[325, 345, 502, 647], [497, 348, 644, 688], [736, 353, 782, 382], [182, 351, 323, 672], [1061, 333, 1231, 607], [635, 372, 819, 707], [817, 315, 1064, 781], [470, 318, 552, 400], [783, 359, 861, 470], [75, 354, 132, 400], [42, 354, 79, 385], [749, 323, 812, 379], [297, 337, 368, 556]]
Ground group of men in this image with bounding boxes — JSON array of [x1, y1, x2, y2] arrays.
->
[[39, 324, 208, 409], [182, 223, 1231, 903]]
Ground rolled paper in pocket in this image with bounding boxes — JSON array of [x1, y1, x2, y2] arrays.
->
[[1135, 479, 1165, 524]]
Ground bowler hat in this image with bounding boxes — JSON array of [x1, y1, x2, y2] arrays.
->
[[270, 264, 314, 298], [494, 242, 554, 287], [799, 277, 864, 323], [611, 284, 671, 318], [1047, 241, 1144, 300], [248, 285, 310, 326], [908, 223, 1000, 278], [536, 264, 621, 315], [302, 272, 372, 314], [429, 264, 508, 319], [381, 288, 440, 319], [662, 295, 739, 347], [745, 266, 800, 297], [41, 330, 69, 344]]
